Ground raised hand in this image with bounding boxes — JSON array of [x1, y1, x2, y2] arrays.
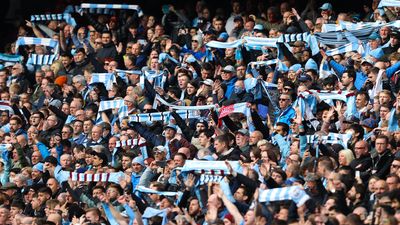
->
[[184, 173, 196, 190]]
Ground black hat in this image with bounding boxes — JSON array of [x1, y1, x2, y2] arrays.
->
[[44, 156, 58, 166]]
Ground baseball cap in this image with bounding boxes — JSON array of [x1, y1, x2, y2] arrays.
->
[[200, 79, 214, 86], [196, 119, 208, 129], [222, 65, 235, 73], [320, 3, 333, 11], [343, 115, 360, 124], [360, 118, 378, 129], [164, 124, 177, 131], [253, 24, 264, 31], [298, 74, 312, 82], [361, 58, 373, 65], [153, 146, 166, 154], [368, 32, 381, 41], [235, 128, 249, 136], [391, 30, 400, 39]]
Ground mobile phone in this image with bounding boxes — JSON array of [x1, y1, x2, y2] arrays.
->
[[257, 159, 263, 165], [356, 171, 360, 178]]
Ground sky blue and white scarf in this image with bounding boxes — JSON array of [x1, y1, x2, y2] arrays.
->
[[27, 54, 58, 65], [30, 13, 77, 27], [90, 73, 116, 90], [80, 3, 143, 17], [0, 53, 23, 63], [305, 133, 352, 148], [259, 186, 310, 207], [15, 37, 59, 55]]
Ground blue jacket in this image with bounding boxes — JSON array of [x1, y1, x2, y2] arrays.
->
[[223, 77, 238, 99], [274, 106, 295, 126]]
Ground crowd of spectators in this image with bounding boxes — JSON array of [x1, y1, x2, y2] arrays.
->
[[0, 0, 400, 225]]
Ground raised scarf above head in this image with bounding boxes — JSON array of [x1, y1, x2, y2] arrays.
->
[[155, 94, 216, 111], [305, 133, 352, 149], [258, 186, 310, 207], [57, 170, 125, 184], [30, 13, 77, 27], [27, 54, 58, 65], [80, 3, 143, 16], [322, 21, 382, 33], [128, 109, 197, 123], [15, 37, 59, 55], [90, 73, 116, 91], [180, 160, 242, 175]]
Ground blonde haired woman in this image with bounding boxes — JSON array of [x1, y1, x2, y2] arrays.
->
[[338, 149, 355, 166]]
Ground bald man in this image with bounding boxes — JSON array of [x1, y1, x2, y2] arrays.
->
[[249, 131, 263, 146]]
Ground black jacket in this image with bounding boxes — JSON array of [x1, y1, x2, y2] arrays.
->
[[372, 150, 394, 179]]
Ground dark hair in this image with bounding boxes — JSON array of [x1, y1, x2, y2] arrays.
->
[[356, 91, 370, 103], [345, 69, 356, 81], [214, 134, 229, 148], [38, 187, 52, 196], [276, 122, 289, 134]]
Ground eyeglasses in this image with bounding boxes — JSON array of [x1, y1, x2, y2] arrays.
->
[[391, 164, 400, 169], [279, 98, 290, 101], [192, 40, 198, 43], [11, 68, 18, 70]]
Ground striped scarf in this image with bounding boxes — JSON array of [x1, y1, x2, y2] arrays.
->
[[258, 186, 310, 207], [128, 110, 197, 123], [135, 185, 179, 197], [248, 59, 278, 67], [114, 69, 140, 84], [277, 32, 320, 56], [155, 95, 216, 110], [305, 133, 352, 148], [319, 58, 334, 79], [90, 73, 116, 90], [115, 138, 147, 158], [0, 53, 23, 63], [15, 37, 59, 55], [80, 3, 143, 17], [96, 99, 125, 122], [59, 171, 125, 183], [322, 21, 381, 33], [180, 160, 242, 174], [27, 54, 58, 65], [314, 30, 373, 46], [325, 42, 362, 56], [30, 13, 77, 27]]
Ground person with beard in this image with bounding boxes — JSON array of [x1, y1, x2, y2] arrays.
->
[[350, 140, 373, 182], [346, 183, 367, 211]]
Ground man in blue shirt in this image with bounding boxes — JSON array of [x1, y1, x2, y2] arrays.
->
[[275, 93, 295, 126]]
